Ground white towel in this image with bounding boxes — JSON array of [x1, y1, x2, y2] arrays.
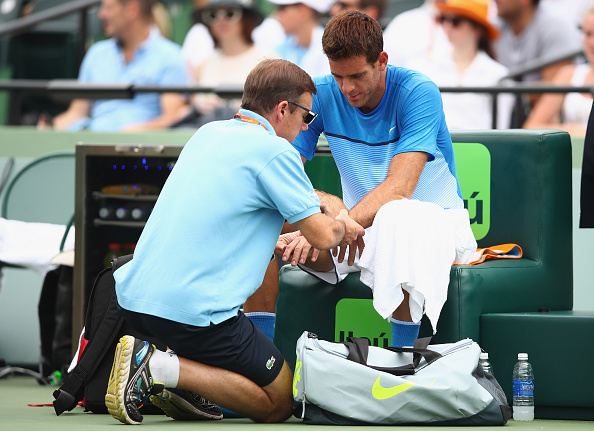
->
[[0, 218, 75, 275], [358, 199, 477, 333]]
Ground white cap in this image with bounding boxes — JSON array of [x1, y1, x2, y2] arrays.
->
[[268, 0, 334, 14], [479, 352, 489, 360], [518, 353, 528, 360]]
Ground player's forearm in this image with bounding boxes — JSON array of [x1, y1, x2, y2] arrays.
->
[[348, 182, 408, 228]]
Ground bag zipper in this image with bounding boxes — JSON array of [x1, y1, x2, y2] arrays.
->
[[310, 338, 348, 358], [415, 339, 475, 372]]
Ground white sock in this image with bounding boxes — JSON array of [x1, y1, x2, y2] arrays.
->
[[149, 348, 180, 388]]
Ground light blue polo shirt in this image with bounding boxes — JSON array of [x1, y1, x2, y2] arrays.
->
[[115, 109, 321, 326], [292, 65, 463, 210], [74, 31, 187, 131]]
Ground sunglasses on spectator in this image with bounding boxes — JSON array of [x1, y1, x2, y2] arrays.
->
[[279, 100, 318, 125], [435, 15, 467, 27], [202, 7, 243, 25], [277, 4, 301, 11], [334, 0, 361, 10]]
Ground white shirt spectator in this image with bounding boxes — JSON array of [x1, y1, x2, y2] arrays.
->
[[408, 50, 514, 130], [383, 1, 451, 67]]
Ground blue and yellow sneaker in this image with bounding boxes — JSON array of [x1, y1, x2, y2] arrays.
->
[[105, 335, 165, 425], [150, 389, 223, 420]]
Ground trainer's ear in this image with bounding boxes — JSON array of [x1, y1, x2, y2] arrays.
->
[[276, 100, 290, 122]]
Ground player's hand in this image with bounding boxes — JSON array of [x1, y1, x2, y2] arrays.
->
[[333, 209, 365, 266], [275, 231, 320, 267]]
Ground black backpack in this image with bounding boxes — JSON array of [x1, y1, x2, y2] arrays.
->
[[52, 254, 166, 415]]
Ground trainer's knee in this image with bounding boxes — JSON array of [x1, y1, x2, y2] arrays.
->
[[258, 397, 293, 423], [256, 362, 294, 423]]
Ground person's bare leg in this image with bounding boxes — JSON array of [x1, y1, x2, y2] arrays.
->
[[177, 358, 293, 423], [243, 259, 279, 313], [392, 289, 412, 321]]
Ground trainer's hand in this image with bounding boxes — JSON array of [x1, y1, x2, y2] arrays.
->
[[334, 209, 365, 266]]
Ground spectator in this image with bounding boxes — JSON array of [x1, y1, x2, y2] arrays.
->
[[175, 0, 277, 127], [41, 0, 188, 132], [267, 0, 334, 77], [181, 1, 216, 76], [541, 0, 591, 29], [329, 0, 386, 21], [252, 7, 286, 53], [383, 0, 451, 66], [182, 1, 285, 78], [408, 0, 513, 129], [493, 0, 581, 83], [523, 6, 594, 136]]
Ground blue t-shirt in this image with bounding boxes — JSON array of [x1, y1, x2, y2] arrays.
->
[[292, 65, 463, 210], [115, 110, 321, 326], [75, 32, 187, 131]]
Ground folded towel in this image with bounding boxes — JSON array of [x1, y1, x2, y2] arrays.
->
[[358, 199, 476, 333], [0, 218, 75, 275]]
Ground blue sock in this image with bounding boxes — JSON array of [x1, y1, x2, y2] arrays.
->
[[245, 312, 275, 341], [390, 318, 421, 347]]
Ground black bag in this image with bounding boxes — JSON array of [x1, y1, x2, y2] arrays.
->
[[38, 264, 73, 382], [52, 254, 166, 415], [38, 215, 75, 383]]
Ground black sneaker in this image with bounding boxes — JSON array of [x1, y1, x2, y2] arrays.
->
[[105, 335, 165, 425], [150, 389, 223, 420]]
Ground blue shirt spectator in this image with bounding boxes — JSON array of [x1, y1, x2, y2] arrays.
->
[[42, 0, 188, 132], [74, 31, 187, 131]]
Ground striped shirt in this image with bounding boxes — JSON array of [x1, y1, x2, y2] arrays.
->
[[292, 65, 463, 210]]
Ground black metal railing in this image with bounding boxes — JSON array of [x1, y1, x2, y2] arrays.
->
[[1, 79, 593, 128]]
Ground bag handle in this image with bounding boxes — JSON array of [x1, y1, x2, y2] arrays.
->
[[344, 337, 442, 376]]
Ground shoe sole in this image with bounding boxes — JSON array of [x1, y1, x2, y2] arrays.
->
[[105, 335, 140, 425], [150, 390, 223, 421]]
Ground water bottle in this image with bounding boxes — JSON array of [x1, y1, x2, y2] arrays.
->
[[479, 352, 494, 377], [512, 353, 534, 421]]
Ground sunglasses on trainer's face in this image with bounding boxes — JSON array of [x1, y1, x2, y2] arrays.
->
[[202, 7, 243, 25], [279, 100, 318, 125]]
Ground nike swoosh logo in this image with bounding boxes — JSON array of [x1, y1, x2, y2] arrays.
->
[[389, 126, 397, 133], [372, 376, 415, 400]]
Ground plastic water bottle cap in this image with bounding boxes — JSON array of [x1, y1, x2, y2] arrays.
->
[[518, 353, 528, 360], [480, 352, 489, 360]]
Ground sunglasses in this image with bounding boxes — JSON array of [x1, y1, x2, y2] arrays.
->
[[334, 0, 361, 10], [202, 7, 243, 25], [279, 100, 318, 125], [435, 15, 467, 27]]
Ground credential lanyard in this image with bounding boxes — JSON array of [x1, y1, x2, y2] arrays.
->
[[234, 113, 267, 131]]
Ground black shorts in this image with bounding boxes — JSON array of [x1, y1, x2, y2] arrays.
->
[[118, 306, 284, 387]]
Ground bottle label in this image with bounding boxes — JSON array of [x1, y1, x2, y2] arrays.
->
[[513, 380, 534, 396]]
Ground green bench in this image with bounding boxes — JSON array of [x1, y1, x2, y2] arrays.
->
[[275, 129, 593, 420]]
